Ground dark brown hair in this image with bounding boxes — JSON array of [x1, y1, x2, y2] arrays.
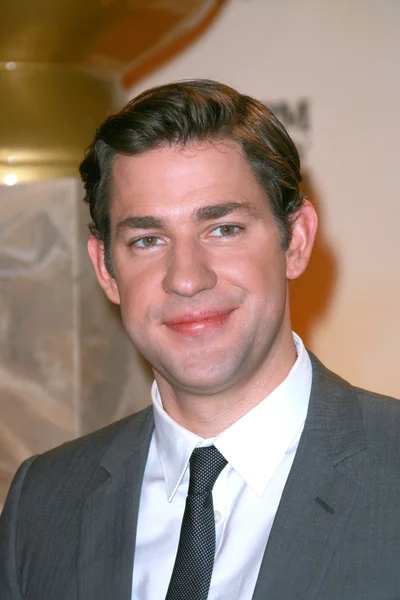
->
[[79, 79, 303, 272]]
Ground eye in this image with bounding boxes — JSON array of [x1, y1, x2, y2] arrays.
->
[[210, 224, 242, 237], [131, 235, 164, 248]]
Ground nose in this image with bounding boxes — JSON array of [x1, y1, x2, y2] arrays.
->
[[162, 240, 217, 297]]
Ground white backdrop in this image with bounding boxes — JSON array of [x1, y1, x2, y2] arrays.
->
[[128, 0, 400, 397]]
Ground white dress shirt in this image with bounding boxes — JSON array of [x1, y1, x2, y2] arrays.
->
[[131, 333, 312, 600]]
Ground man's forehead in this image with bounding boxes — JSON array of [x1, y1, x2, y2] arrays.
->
[[110, 140, 262, 208], [111, 139, 249, 181]]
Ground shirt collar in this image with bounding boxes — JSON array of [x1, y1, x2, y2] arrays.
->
[[152, 333, 312, 500], [152, 382, 203, 501]]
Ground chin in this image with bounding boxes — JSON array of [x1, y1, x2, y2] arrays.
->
[[158, 359, 240, 396]]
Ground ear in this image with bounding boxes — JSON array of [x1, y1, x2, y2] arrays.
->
[[87, 234, 121, 305], [286, 200, 318, 280]]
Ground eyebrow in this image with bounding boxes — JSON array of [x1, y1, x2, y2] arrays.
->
[[194, 201, 258, 221], [115, 215, 164, 236], [115, 201, 258, 236]]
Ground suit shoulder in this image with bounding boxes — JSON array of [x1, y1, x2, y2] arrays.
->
[[354, 385, 400, 407], [310, 351, 400, 443], [21, 406, 154, 495], [353, 386, 400, 441]]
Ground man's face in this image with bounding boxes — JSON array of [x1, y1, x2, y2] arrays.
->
[[90, 140, 313, 397]]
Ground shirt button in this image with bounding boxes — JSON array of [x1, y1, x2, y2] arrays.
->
[[214, 510, 222, 524]]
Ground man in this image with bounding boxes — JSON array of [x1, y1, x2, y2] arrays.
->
[[1, 80, 399, 600]]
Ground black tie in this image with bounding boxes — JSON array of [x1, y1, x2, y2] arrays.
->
[[165, 445, 228, 600]]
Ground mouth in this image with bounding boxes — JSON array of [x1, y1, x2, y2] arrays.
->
[[164, 309, 234, 336]]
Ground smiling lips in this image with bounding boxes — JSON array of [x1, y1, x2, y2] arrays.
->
[[164, 309, 234, 336]]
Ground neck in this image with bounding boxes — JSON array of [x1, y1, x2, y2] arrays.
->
[[155, 332, 297, 438]]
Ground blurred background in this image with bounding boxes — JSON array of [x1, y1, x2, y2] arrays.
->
[[0, 0, 399, 507]]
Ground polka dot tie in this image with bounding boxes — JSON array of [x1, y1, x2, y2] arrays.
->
[[165, 446, 228, 600]]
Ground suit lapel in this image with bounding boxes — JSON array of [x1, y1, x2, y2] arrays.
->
[[252, 355, 366, 600], [77, 408, 154, 600]]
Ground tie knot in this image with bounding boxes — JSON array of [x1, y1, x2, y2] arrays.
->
[[188, 446, 227, 495]]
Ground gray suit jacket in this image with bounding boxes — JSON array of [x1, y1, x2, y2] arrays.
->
[[1, 354, 400, 600]]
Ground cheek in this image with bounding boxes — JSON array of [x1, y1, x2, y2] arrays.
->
[[223, 249, 286, 296], [116, 269, 159, 324]]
